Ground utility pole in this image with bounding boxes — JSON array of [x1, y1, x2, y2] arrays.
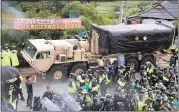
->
[[124, 0, 128, 24], [119, 0, 124, 24]]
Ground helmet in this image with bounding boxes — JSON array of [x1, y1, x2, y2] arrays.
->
[[93, 97, 98, 103], [104, 67, 109, 72], [79, 70, 84, 75], [146, 62, 152, 67], [87, 69, 92, 74], [163, 67, 168, 73], [99, 70, 104, 74], [4, 44, 8, 47], [114, 92, 120, 98], [140, 65, 147, 70], [11, 45, 16, 50], [70, 73, 76, 79], [106, 98, 111, 103], [46, 85, 51, 89], [120, 65, 126, 69], [82, 74, 87, 79], [156, 95, 163, 101], [106, 94, 112, 98], [113, 60, 118, 65]]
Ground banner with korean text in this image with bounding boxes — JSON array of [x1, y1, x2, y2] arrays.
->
[[13, 18, 82, 30]]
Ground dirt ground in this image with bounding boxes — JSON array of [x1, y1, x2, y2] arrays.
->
[[16, 53, 173, 111]]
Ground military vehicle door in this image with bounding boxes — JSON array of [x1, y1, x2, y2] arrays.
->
[[34, 51, 51, 71]]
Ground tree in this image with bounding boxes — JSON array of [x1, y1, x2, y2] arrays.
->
[[61, 1, 84, 18]]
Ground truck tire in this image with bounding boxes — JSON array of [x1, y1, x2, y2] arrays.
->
[[70, 63, 87, 75], [140, 56, 155, 66], [126, 58, 139, 71], [47, 65, 67, 81]]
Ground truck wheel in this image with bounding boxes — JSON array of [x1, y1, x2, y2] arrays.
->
[[70, 63, 87, 75], [126, 58, 139, 71], [47, 65, 67, 81], [140, 56, 155, 66]]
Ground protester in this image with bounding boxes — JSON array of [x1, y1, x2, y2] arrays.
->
[[25, 75, 36, 109]]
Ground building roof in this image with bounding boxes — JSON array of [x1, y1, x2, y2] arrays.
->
[[129, 1, 178, 20]]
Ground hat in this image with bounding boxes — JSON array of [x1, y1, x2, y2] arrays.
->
[[46, 85, 51, 89]]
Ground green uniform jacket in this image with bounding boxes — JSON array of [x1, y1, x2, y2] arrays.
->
[[10, 50, 19, 66]]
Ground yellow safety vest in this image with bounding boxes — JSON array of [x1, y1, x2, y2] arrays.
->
[[99, 74, 105, 83], [137, 101, 147, 111], [163, 76, 169, 81], [68, 81, 77, 93], [77, 75, 85, 83], [105, 74, 110, 85], [117, 80, 125, 87], [9, 89, 17, 110], [3, 50, 11, 66], [91, 85, 99, 92], [10, 50, 19, 67], [85, 95, 93, 105], [1, 51, 6, 66]]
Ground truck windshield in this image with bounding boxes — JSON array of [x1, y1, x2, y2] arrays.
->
[[24, 42, 37, 58]]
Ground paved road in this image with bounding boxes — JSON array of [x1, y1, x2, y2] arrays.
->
[[17, 54, 171, 111]]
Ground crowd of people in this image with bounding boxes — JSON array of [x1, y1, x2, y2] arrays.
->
[[1, 44, 19, 67], [1, 44, 178, 111], [35, 47, 178, 111], [66, 61, 178, 111]]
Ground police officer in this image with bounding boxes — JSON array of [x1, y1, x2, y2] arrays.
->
[[76, 70, 85, 89], [10, 45, 19, 67], [91, 97, 102, 111], [14, 75, 25, 101], [170, 46, 178, 66], [103, 94, 113, 111], [99, 70, 110, 97], [2, 44, 11, 66], [42, 85, 54, 101], [116, 77, 125, 92], [1, 46, 6, 66], [83, 92, 93, 105], [90, 78, 99, 98], [124, 63, 132, 81], [81, 100, 91, 111], [8, 83, 19, 111], [116, 65, 126, 80], [146, 62, 154, 80], [153, 95, 163, 111], [68, 73, 77, 97], [137, 93, 147, 111]]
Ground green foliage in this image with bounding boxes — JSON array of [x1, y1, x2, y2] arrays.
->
[[1, 28, 30, 51], [81, 16, 91, 31], [64, 27, 86, 39], [127, 8, 140, 16], [61, 1, 84, 18]]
